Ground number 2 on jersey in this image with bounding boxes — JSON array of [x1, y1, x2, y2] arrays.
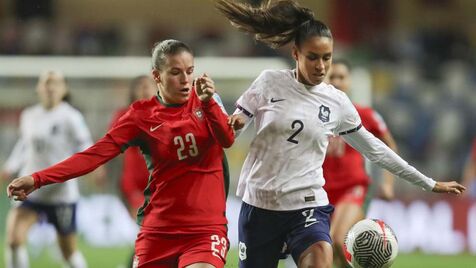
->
[[287, 120, 304, 144], [174, 133, 198, 160]]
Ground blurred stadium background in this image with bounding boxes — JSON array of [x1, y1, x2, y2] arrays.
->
[[0, 0, 476, 267]]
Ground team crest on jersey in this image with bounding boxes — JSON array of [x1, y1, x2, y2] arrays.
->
[[194, 108, 204, 120], [318, 105, 330, 123], [238, 241, 247, 260]]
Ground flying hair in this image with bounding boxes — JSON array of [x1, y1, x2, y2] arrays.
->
[[216, 0, 331, 48]]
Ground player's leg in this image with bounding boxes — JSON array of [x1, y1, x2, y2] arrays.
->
[[237, 202, 287, 268], [47, 202, 87, 268], [57, 233, 87, 268], [330, 201, 363, 268], [329, 185, 367, 268], [286, 205, 335, 268], [5, 205, 38, 268], [298, 241, 333, 268]]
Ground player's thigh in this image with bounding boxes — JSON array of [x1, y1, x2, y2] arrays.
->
[[238, 202, 287, 268], [184, 263, 217, 268], [331, 202, 364, 244], [286, 205, 334, 264], [298, 240, 333, 268], [57, 233, 78, 258], [5, 206, 38, 246]]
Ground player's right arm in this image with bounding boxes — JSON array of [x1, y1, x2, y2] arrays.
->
[[228, 70, 267, 136], [7, 109, 142, 201], [2, 110, 28, 180]]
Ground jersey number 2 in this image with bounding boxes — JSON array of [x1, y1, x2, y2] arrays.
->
[[287, 120, 304, 144], [174, 133, 198, 160]]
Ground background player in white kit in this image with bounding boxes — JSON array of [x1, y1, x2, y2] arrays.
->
[[217, 1, 466, 267], [1, 71, 91, 268]]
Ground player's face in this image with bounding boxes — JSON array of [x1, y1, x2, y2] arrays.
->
[[153, 51, 194, 104], [36, 72, 67, 109], [133, 77, 158, 101], [293, 36, 333, 86], [328, 63, 351, 93]]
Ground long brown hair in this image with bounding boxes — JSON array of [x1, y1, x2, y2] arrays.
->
[[216, 0, 332, 49]]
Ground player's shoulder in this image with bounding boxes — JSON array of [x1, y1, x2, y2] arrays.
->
[[22, 104, 42, 116], [257, 69, 293, 82], [57, 102, 85, 118], [130, 96, 158, 112], [321, 83, 350, 103]]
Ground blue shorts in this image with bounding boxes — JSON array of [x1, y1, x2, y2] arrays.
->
[[20, 200, 77, 235], [238, 202, 334, 267]]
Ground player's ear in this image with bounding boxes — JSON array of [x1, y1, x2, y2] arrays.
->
[[292, 46, 299, 61], [152, 70, 161, 84]]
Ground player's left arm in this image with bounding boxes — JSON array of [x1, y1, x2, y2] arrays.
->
[[196, 74, 234, 148], [342, 128, 465, 195], [368, 110, 398, 200]]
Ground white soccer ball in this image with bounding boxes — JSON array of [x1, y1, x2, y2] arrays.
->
[[344, 219, 398, 268]]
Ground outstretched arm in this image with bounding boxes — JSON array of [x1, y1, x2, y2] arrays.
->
[[7, 135, 122, 201], [342, 127, 466, 195]]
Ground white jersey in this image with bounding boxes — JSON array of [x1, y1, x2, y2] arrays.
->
[[235, 69, 436, 211], [4, 102, 92, 203]]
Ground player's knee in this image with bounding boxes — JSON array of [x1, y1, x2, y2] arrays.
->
[[6, 237, 23, 250], [299, 242, 333, 268]]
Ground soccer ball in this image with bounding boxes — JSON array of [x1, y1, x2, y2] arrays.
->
[[344, 219, 398, 268]]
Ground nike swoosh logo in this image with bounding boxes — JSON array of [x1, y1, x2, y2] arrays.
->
[[270, 98, 285, 103], [150, 123, 164, 132], [304, 221, 319, 228]]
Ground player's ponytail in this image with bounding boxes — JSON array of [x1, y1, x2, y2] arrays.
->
[[216, 0, 332, 49]]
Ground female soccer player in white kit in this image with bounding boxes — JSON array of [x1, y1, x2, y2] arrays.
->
[[1, 71, 90, 268], [217, 1, 466, 267]]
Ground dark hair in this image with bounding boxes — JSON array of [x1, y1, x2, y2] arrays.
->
[[332, 59, 352, 71], [216, 0, 332, 49], [151, 39, 193, 70], [128, 75, 151, 103]]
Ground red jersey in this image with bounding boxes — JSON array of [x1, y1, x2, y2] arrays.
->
[[323, 105, 388, 191], [110, 108, 149, 210], [32, 90, 234, 232]]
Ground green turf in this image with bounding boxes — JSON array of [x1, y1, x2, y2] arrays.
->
[[1, 240, 475, 267]]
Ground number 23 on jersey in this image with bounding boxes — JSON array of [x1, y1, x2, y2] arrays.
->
[[174, 133, 199, 160]]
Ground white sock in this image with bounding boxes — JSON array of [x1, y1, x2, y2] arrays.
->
[[65, 251, 87, 268], [5, 245, 30, 268]]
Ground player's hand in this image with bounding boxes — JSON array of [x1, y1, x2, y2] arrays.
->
[[379, 182, 395, 201], [228, 114, 246, 131], [432, 181, 466, 195], [6, 175, 35, 201], [195, 73, 215, 102]]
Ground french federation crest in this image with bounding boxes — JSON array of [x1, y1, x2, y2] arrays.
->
[[318, 105, 330, 123]]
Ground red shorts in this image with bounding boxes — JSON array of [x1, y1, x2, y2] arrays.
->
[[133, 226, 228, 268], [327, 184, 368, 207]]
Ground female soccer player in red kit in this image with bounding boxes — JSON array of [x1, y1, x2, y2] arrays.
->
[[324, 60, 398, 268], [7, 39, 234, 268]]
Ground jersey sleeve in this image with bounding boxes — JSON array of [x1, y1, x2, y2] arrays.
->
[[202, 94, 234, 148], [3, 138, 26, 174], [32, 110, 142, 188], [235, 70, 267, 119], [342, 127, 436, 191], [335, 93, 362, 136], [68, 110, 93, 151], [3, 111, 28, 174]]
